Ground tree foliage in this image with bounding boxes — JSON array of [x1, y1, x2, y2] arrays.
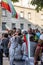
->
[[11, 0, 18, 2], [31, 0, 43, 12]]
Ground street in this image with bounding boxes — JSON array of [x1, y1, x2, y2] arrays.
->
[[3, 57, 9, 65], [3, 57, 34, 65], [3, 57, 25, 65]]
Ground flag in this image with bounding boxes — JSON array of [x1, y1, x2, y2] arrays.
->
[[1, 0, 18, 18], [1, 0, 11, 12], [24, 35, 28, 52], [23, 34, 28, 55], [23, 34, 30, 57], [5, 24, 11, 30], [26, 34, 30, 58], [7, 0, 18, 18]]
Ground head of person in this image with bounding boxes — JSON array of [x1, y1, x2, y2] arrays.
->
[[41, 31, 43, 34], [8, 30, 12, 36], [28, 28, 32, 34], [35, 28, 39, 33], [22, 30, 28, 36], [4, 33, 8, 38], [13, 27, 16, 33], [16, 28, 22, 36], [38, 34, 43, 45], [2, 33, 5, 38], [8, 30, 14, 37], [32, 29, 35, 34]]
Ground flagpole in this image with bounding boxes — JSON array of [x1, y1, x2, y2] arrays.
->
[[0, 0, 2, 35]]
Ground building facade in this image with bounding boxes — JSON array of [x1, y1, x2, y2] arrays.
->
[[1, 0, 43, 32], [0, 2, 2, 34], [14, 0, 43, 31], [2, 8, 32, 32]]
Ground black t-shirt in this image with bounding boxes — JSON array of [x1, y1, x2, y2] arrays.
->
[[1, 38, 9, 53]]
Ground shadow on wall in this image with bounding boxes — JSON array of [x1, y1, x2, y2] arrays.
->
[[18, 17, 42, 31]]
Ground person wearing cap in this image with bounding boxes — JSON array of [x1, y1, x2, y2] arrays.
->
[[34, 34, 43, 65]]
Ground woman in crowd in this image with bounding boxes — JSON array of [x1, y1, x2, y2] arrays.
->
[[8, 28, 18, 65], [34, 34, 43, 65]]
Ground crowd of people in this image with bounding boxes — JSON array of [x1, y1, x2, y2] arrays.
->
[[0, 27, 43, 65]]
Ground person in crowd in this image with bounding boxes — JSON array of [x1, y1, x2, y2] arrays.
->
[[21, 30, 29, 65], [0, 27, 42, 65], [13, 29, 27, 65], [28, 28, 32, 34], [2, 33, 5, 40], [1, 33, 9, 57], [28, 28, 38, 57], [17, 28, 22, 35], [41, 31, 43, 34], [14, 28, 23, 60], [22, 41, 27, 60], [35, 29, 40, 39], [13, 27, 16, 33], [8, 28, 20, 65], [34, 34, 43, 65], [28, 28, 34, 41], [21, 29, 28, 56], [0, 35, 3, 65], [8, 30, 12, 39]]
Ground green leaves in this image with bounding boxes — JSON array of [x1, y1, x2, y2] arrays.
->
[[11, 0, 18, 2], [31, 0, 43, 12]]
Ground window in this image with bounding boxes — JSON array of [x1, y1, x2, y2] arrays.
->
[[12, 23, 16, 29], [41, 29, 43, 31], [41, 25, 43, 31], [2, 8, 7, 16], [41, 25, 43, 28], [28, 13, 31, 19], [2, 22, 6, 30], [28, 24, 31, 28], [20, 24, 24, 29], [41, 14, 43, 20], [35, 25, 38, 28], [20, 11, 24, 18]]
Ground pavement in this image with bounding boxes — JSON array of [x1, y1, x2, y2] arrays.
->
[[3, 57, 34, 65], [3, 40, 36, 65], [3, 57, 9, 65]]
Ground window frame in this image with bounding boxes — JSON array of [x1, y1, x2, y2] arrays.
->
[[2, 22, 6, 30], [28, 12, 31, 19], [2, 8, 7, 17], [41, 14, 43, 20], [28, 24, 31, 28], [20, 11, 24, 18], [20, 23, 24, 30], [12, 23, 16, 29]]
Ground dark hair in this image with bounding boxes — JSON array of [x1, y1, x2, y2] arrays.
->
[[17, 28, 22, 36], [4, 33, 8, 38], [13, 27, 16, 30], [8, 30, 14, 36], [2, 33, 5, 37]]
